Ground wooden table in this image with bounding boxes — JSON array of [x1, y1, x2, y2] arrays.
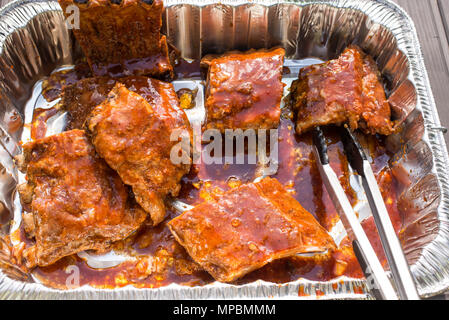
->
[[0, 0, 448, 299], [394, 0, 449, 147]]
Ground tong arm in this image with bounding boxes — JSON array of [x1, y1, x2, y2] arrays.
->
[[342, 127, 420, 300], [313, 127, 398, 300]]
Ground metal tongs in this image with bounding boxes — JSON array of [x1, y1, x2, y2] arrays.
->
[[313, 126, 420, 300]]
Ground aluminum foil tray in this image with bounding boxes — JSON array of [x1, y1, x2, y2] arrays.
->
[[0, 0, 448, 299]]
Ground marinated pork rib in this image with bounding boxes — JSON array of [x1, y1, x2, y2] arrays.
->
[[16, 130, 147, 268], [168, 177, 335, 282], [41, 62, 92, 102], [86, 84, 191, 226], [60, 76, 180, 130], [203, 48, 285, 131], [291, 46, 394, 136], [58, 0, 173, 78]]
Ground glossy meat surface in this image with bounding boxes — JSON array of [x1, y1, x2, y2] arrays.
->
[[168, 177, 336, 282], [87, 84, 191, 225], [291, 46, 394, 135], [60, 75, 179, 130], [58, 0, 172, 78], [203, 48, 285, 131], [17, 130, 147, 268]]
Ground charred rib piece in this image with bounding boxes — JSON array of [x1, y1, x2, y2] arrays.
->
[[203, 48, 285, 132], [168, 177, 336, 282], [58, 0, 173, 78], [86, 84, 191, 225], [291, 46, 394, 136], [60, 75, 180, 130], [16, 130, 147, 268]]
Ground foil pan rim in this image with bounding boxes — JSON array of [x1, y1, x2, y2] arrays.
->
[[389, 0, 449, 298], [0, 0, 60, 46], [0, 273, 371, 299], [0, 0, 448, 299]]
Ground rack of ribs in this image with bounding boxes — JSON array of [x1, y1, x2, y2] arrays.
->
[[58, 0, 173, 78], [16, 129, 147, 268], [86, 83, 191, 226], [203, 48, 285, 132], [168, 177, 335, 282], [60, 75, 181, 130], [291, 45, 395, 136]]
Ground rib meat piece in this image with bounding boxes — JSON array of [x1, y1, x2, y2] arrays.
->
[[61, 77, 116, 130], [60, 76, 180, 130], [86, 83, 191, 225], [291, 45, 394, 136], [203, 48, 285, 131], [168, 177, 336, 282], [16, 129, 147, 268], [41, 62, 92, 102], [58, 0, 173, 78]]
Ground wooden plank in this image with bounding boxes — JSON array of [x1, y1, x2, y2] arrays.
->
[[0, 0, 11, 8], [438, 0, 449, 44], [393, 0, 449, 146]]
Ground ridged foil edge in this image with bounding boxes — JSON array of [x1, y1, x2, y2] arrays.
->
[[376, 1, 449, 297], [0, 0, 448, 299]]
